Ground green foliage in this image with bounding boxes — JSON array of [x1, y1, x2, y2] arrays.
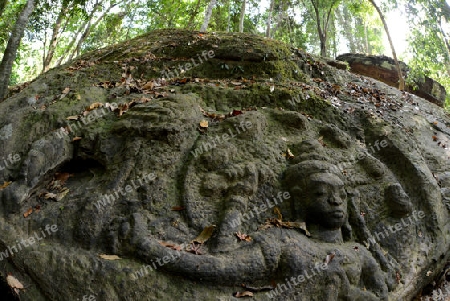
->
[[405, 0, 450, 107], [0, 0, 26, 47], [340, 0, 384, 54], [0, 0, 447, 107]]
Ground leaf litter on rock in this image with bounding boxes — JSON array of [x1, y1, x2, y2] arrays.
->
[[260, 207, 311, 236]]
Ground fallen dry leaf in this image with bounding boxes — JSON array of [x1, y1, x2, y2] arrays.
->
[[274, 207, 283, 220], [23, 208, 33, 218], [199, 120, 209, 128], [99, 254, 121, 260], [66, 116, 79, 121], [324, 252, 335, 265], [192, 225, 216, 244], [233, 291, 254, 298], [86, 102, 103, 111], [231, 109, 243, 116], [105, 103, 117, 111], [186, 242, 204, 255], [62, 87, 70, 94], [318, 136, 326, 147], [235, 231, 252, 242], [0, 181, 12, 190], [57, 188, 70, 201], [282, 148, 294, 160], [72, 136, 82, 141], [280, 221, 311, 236], [142, 81, 154, 90], [44, 192, 58, 200], [260, 208, 311, 236], [159, 241, 183, 251], [6, 274, 24, 289]]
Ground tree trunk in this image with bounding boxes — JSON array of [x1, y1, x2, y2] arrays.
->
[[364, 21, 370, 54], [187, 0, 202, 30], [43, 5, 70, 73], [56, 0, 101, 66], [239, 0, 246, 33], [0, 0, 35, 101], [0, 0, 8, 17], [369, 0, 405, 90], [266, 0, 275, 38], [226, 0, 231, 32], [309, 0, 338, 57], [200, 0, 216, 32], [442, 0, 450, 22], [336, 6, 355, 53], [332, 18, 337, 58], [438, 19, 450, 56], [69, 0, 122, 61], [273, 1, 287, 37], [310, 0, 326, 56]]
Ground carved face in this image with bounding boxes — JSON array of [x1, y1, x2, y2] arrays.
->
[[305, 173, 347, 229]]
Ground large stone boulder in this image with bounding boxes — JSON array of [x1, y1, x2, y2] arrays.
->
[[0, 29, 449, 300], [336, 53, 447, 107]]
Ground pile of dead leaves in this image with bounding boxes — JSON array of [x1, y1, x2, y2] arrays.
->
[[24, 172, 72, 218]]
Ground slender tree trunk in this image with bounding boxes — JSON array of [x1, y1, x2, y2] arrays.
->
[[332, 18, 337, 58], [239, 0, 246, 32], [226, 0, 231, 32], [310, 0, 326, 56], [43, 5, 69, 73], [187, 0, 202, 30], [369, 0, 405, 90], [309, 0, 338, 57], [336, 6, 355, 53], [438, 19, 450, 56], [0, 0, 35, 101], [200, 0, 216, 32], [266, 0, 275, 38], [69, 0, 123, 61], [364, 21, 370, 54], [42, 29, 47, 70], [443, 1, 450, 22], [0, 0, 8, 17], [273, 1, 287, 37], [56, 0, 101, 66]]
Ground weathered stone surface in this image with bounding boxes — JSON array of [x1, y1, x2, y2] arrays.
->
[[0, 29, 449, 300], [336, 53, 447, 107]]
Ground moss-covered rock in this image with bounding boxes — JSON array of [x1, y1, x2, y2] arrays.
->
[[0, 29, 449, 301]]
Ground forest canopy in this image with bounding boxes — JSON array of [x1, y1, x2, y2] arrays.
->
[[0, 0, 449, 106]]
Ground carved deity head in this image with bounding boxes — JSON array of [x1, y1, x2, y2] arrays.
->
[[284, 159, 347, 231]]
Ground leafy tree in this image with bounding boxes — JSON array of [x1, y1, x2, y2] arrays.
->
[[406, 0, 450, 105], [368, 0, 405, 90], [335, 1, 383, 54], [239, 0, 246, 32], [201, 0, 217, 31], [303, 0, 340, 57], [0, 0, 35, 100], [0, 0, 7, 17]]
